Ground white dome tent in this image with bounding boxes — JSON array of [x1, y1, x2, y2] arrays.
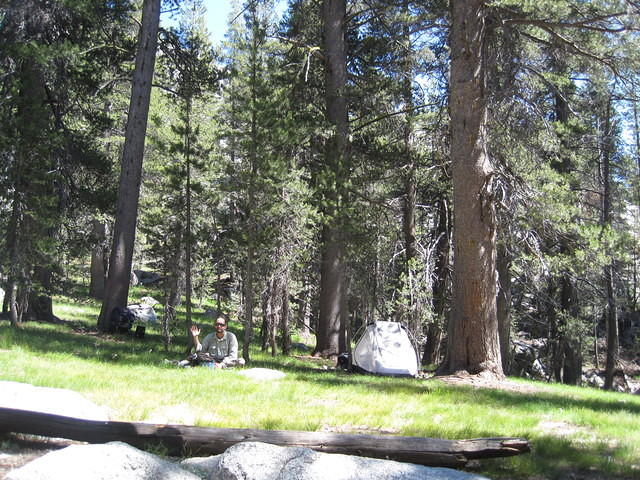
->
[[351, 321, 420, 377]]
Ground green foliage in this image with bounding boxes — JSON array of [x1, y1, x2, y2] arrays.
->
[[0, 0, 135, 319], [213, 0, 318, 332], [2, 0, 640, 408]]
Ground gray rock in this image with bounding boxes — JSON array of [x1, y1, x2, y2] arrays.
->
[[6, 442, 200, 480], [133, 270, 162, 285], [181, 455, 222, 478], [0, 381, 110, 420], [140, 296, 159, 306], [211, 442, 490, 480]]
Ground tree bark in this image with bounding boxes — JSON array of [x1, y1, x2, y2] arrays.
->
[[423, 197, 449, 366], [296, 288, 312, 338], [184, 100, 194, 330], [602, 95, 619, 390], [97, 0, 160, 331], [497, 243, 512, 374], [164, 243, 184, 352], [263, 275, 279, 357], [6, 197, 22, 326], [281, 277, 291, 354], [1, 288, 8, 316], [316, 225, 344, 357], [243, 245, 255, 361], [604, 262, 619, 389], [400, 0, 419, 335], [314, 0, 349, 358], [242, 2, 260, 362], [633, 102, 640, 311], [560, 276, 582, 385], [6, 35, 51, 326], [26, 266, 58, 322], [89, 219, 107, 300], [438, 0, 503, 377], [0, 408, 530, 467]]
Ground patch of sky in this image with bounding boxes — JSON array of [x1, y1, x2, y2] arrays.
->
[[161, 0, 287, 45]]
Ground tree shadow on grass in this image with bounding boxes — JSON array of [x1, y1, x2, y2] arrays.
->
[[480, 434, 637, 480], [249, 357, 434, 395], [289, 366, 640, 416], [435, 381, 640, 416], [0, 321, 184, 366], [297, 376, 638, 479]]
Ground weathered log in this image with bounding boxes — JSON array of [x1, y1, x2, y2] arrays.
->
[[0, 407, 529, 467]]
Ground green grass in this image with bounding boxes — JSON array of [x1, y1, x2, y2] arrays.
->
[[1, 293, 639, 479]]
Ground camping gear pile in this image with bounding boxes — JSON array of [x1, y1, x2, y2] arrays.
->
[[109, 297, 159, 335]]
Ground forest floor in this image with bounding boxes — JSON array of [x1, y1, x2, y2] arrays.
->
[[434, 356, 640, 393], [432, 367, 639, 480], [0, 434, 80, 480], [2, 367, 639, 480], [435, 370, 555, 394]]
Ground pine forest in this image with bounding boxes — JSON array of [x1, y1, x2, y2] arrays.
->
[[3, 0, 640, 390]]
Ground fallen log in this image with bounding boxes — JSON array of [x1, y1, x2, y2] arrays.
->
[[0, 407, 529, 467]]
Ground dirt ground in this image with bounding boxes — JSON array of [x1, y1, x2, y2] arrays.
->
[[0, 434, 80, 480], [430, 370, 553, 393]]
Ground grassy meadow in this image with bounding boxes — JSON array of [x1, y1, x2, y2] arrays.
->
[[0, 286, 639, 479]]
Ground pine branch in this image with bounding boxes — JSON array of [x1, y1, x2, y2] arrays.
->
[[351, 103, 439, 132], [503, 14, 628, 34]]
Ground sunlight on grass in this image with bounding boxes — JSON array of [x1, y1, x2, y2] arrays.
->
[[2, 300, 640, 480]]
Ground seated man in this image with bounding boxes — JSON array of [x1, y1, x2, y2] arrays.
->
[[188, 316, 245, 369]]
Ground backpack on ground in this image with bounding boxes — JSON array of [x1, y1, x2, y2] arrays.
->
[[109, 307, 135, 333]]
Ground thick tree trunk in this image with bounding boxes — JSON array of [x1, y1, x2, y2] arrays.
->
[[438, 0, 503, 377], [26, 266, 58, 322], [97, 0, 160, 331], [315, 0, 349, 358], [316, 225, 343, 357]]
